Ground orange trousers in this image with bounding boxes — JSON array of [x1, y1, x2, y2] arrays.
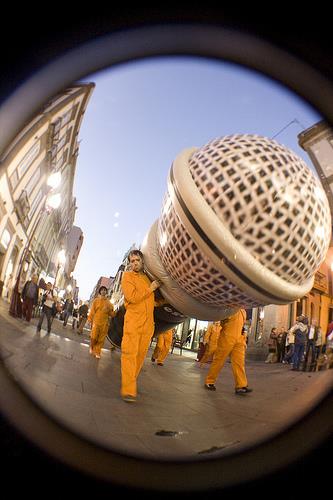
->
[[152, 330, 173, 364], [205, 333, 247, 389], [90, 322, 109, 357], [121, 329, 152, 397]]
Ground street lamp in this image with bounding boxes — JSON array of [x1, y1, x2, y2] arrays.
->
[[57, 249, 66, 265], [46, 171, 61, 189], [45, 192, 61, 211], [9, 190, 62, 317]]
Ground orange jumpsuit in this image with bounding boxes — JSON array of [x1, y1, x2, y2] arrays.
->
[[121, 270, 155, 398], [205, 309, 248, 389], [152, 329, 174, 364], [200, 322, 221, 366], [88, 297, 115, 357]]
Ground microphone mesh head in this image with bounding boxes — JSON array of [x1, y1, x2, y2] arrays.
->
[[157, 134, 331, 309]]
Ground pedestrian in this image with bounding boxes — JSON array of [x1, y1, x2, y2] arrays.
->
[[21, 274, 39, 322], [199, 321, 221, 366], [196, 328, 207, 362], [291, 315, 308, 371], [54, 299, 62, 319], [204, 309, 253, 395], [277, 327, 288, 362], [186, 328, 193, 346], [265, 327, 278, 363], [304, 319, 319, 370], [324, 329, 333, 369], [9, 273, 25, 318], [62, 295, 74, 327], [36, 282, 55, 335], [77, 300, 89, 334], [326, 329, 333, 354], [87, 286, 115, 359], [326, 320, 333, 339], [71, 302, 79, 329], [315, 326, 323, 361], [283, 325, 296, 365], [151, 328, 174, 366], [120, 249, 161, 402]]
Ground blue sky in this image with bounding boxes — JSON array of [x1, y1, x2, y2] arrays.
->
[[73, 56, 321, 300]]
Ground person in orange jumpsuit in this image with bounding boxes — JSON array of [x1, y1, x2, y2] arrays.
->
[[151, 328, 174, 366], [204, 309, 253, 395], [199, 321, 221, 367], [87, 285, 115, 359], [121, 249, 161, 402]]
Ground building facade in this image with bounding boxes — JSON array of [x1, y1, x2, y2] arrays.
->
[[66, 226, 83, 275], [0, 83, 94, 299]]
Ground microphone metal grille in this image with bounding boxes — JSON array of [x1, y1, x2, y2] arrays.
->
[[188, 135, 331, 285], [156, 134, 331, 309]]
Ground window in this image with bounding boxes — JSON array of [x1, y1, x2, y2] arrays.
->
[[17, 142, 40, 179], [61, 108, 72, 127], [28, 189, 43, 220], [9, 170, 19, 190], [58, 135, 66, 151], [24, 166, 41, 197], [9, 141, 40, 190], [0, 228, 11, 250]]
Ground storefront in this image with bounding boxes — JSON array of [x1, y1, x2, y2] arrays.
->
[[174, 317, 209, 352]]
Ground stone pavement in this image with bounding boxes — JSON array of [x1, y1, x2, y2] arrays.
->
[[0, 297, 332, 461]]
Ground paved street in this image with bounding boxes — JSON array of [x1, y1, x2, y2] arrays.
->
[[0, 297, 332, 462]]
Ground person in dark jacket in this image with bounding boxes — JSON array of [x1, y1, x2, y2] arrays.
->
[[21, 274, 39, 322], [265, 327, 278, 363], [277, 327, 288, 362], [304, 319, 319, 370], [72, 303, 79, 329], [62, 296, 74, 327], [292, 315, 308, 371], [77, 301, 89, 334], [36, 282, 55, 334]]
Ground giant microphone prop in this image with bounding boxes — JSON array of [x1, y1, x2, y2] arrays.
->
[[108, 134, 331, 348]]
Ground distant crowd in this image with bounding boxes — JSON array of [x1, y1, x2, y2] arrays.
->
[[265, 315, 333, 371], [7, 273, 90, 336]]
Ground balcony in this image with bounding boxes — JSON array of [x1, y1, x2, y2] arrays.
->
[[313, 270, 328, 294], [14, 190, 30, 223]]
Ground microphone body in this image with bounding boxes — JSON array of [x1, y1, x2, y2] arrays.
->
[[109, 135, 331, 347]]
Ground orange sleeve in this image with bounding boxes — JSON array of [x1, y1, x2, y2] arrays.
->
[[121, 272, 153, 305]]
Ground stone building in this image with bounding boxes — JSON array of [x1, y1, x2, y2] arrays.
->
[[0, 83, 94, 298]]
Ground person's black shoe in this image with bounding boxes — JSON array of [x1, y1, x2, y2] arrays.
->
[[122, 395, 137, 403], [204, 384, 216, 391], [235, 386, 253, 395], [157, 362, 164, 366]]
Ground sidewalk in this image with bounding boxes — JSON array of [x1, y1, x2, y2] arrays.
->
[[0, 298, 332, 461]]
